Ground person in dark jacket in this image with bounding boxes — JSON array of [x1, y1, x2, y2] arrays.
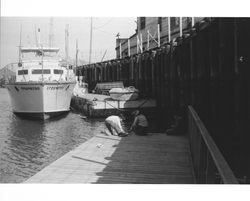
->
[[129, 110, 149, 136]]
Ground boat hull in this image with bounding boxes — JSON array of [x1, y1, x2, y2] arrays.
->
[[5, 82, 75, 120]]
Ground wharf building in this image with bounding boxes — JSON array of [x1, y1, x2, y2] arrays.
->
[[115, 17, 206, 58]]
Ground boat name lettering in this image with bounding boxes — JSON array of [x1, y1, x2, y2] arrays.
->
[[21, 87, 40, 90], [47, 86, 64, 90]]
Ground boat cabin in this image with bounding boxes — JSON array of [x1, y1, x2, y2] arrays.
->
[[16, 47, 70, 82]]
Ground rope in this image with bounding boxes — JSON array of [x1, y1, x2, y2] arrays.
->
[[137, 98, 150, 109], [104, 100, 125, 112]]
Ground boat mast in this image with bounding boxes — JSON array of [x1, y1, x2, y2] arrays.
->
[[89, 17, 93, 64], [18, 24, 22, 66], [65, 24, 69, 69], [38, 28, 44, 82], [75, 39, 78, 68], [49, 17, 54, 48], [34, 25, 38, 46], [38, 28, 41, 47], [41, 44, 44, 82]]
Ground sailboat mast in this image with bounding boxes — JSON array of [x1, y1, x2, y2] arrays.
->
[[89, 17, 93, 64]]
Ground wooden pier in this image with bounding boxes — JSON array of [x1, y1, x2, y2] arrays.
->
[[25, 132, 194, 184]]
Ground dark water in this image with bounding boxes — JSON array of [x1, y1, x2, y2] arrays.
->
[[0, 88, 105, 183]]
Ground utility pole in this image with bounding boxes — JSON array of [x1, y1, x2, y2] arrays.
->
[[89, 17, 93, 64]]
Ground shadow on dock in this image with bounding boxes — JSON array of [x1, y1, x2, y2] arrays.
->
[[91, 133, 195, 184]]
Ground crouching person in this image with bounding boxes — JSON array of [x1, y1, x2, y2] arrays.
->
[[130, 110, 149, 136], [105, 114, 128, 137]]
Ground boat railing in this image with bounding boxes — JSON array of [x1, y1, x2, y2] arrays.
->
[[188, 105, 238, 184]]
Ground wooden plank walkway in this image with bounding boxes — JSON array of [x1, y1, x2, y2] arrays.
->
[[25, 133, 195, 184]]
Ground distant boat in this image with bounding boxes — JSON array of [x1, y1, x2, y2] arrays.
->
[[5, 46, 76, 120]]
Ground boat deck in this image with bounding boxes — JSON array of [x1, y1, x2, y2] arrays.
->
[[25, 132, 195, 184]]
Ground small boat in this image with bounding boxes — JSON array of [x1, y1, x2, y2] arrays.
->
[[109, 86, 139, 101], [5, 45, 76, 120]]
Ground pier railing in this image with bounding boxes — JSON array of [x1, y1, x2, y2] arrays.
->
[[188, 105, 238, 184]]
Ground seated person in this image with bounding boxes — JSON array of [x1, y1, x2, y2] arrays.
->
[[129, 110, 149, 136], [105, 114, 128, 137]]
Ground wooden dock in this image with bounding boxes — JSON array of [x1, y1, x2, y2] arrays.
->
[[25, 132, 194, 184]]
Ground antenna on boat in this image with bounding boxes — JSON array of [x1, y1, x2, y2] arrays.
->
[[18, 24, 22, 66], [89, 17, 93, 64], [38, 28, 41, 47]]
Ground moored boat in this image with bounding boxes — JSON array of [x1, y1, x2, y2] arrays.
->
[[5, 46, 76, 120]]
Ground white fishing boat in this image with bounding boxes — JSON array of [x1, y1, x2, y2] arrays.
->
[[5, 45, 76, 120]]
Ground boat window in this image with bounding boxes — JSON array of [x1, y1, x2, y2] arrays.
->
[[18, 70, 28, 75], [54, 69, 63, 74], [32, 69, 51, 74]]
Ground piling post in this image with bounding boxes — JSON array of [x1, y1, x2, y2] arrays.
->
[[180, 17, 183, 37], [151, 51, 156, 97], [158, 24, 160, 47], [168, 17, 171, 43], [128, 39, 131, 57]]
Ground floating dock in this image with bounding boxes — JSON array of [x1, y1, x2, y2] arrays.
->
[[25, 132, 194, 184], [71, 92, 156, 117]]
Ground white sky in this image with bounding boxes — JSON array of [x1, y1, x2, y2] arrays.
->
[[1, 17, 136, 67]]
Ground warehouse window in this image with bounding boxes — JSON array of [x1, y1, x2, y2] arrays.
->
[[140, 17, 146, 29]]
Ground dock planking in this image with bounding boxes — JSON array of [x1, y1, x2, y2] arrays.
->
[[25, 133, 195, 184]]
